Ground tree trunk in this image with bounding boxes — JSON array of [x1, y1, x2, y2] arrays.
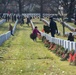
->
[[40, 0, 43, 19], [18, 0, 22, 15], [67, 0, 74, 22]]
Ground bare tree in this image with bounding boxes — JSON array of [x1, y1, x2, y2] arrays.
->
[[0, 0, 11, 13], [63, 0, 76, 22]]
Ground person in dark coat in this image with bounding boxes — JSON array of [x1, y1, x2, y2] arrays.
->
[[68, 33, 74, 41], [14, 14, 16, 22], [49, 17, 58, 37], [5, 15, 8, 22], [43, 25, 50, 34], [7, 15, 10, 22], [12, 14, 14, 22], [9, 24, 14, 36], [26, 17, 30, 26]]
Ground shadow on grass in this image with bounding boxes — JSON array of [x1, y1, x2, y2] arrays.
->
[[0, 57, 53, 60], [36, 40, 42, 43], [37, 57, 54, 60]]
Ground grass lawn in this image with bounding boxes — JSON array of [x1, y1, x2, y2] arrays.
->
[[0, 19, 76, 75]]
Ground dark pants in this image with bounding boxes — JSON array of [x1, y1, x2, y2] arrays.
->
[[10, 30, 14, 36], [51, 31, 55, 37], [30, 33, 37, 41], [51, 33, 55, 37]]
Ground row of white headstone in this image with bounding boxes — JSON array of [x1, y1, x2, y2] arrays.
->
[[0, 19, 6, 25], [0, 19, 18, 46], [30, 19, 76, 52], [40, 32, 76, 52]]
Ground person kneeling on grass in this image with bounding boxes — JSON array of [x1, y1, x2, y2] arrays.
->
[[30, 26, 41, 41]]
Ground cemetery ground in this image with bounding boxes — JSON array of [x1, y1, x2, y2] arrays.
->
[[0, 18, 76, 75]]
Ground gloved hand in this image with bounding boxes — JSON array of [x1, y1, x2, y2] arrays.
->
[[55, 30, 58, 34]]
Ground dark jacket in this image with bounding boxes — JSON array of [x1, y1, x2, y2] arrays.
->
[[44, 25, 50, 33], [68, 33, 74, 41], [9, 25, 13, 31], [49, 20, 58, 34]]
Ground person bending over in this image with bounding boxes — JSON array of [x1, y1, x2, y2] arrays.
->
[[30, 26, 41, 41]]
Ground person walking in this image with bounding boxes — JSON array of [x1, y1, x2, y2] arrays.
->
[[26, 17, 30, 26], [49, 17, 58, 37], [9, 24, 14, 36]]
